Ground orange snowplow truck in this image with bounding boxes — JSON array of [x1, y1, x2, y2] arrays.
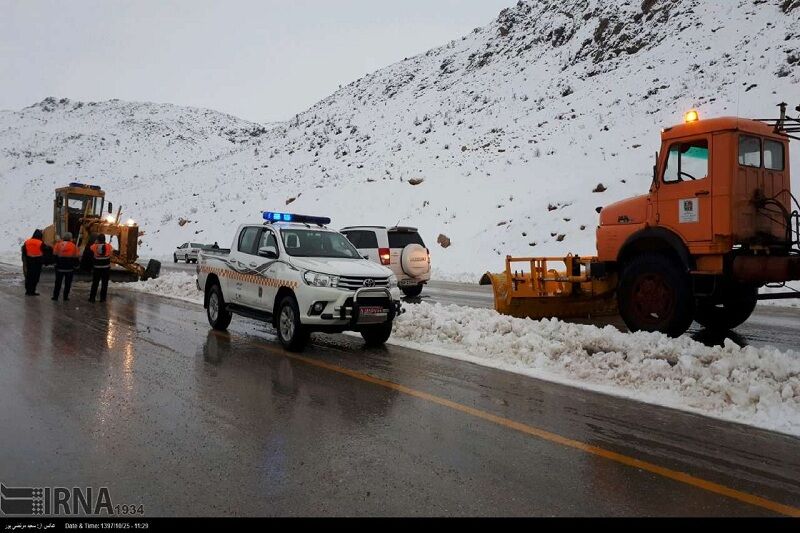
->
[[482, 103, 800, 337]]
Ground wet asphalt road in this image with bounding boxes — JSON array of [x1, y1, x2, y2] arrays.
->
[[0, 263, 799, 516]]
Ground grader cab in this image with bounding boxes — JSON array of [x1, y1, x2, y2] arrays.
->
[[42, 182, 160, 281]]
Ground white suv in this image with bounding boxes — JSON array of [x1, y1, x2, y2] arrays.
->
[[341, 226, 431, 297]]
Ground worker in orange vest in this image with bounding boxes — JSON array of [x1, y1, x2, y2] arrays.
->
[[21, 229, 45, 296], [89, 234, 113, 303], [52, 232, 80, 301]]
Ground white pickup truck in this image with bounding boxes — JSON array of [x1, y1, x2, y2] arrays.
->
[[196, 212, 403, 351]]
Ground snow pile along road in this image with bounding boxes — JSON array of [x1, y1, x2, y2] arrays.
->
[[124, 272, 800, 436], [120, 272, 203, 305], [392, 302, 800, 436]]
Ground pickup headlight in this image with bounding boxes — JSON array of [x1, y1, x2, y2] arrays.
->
[[303, 270, 339, 288], [387, 274, 398, 289]]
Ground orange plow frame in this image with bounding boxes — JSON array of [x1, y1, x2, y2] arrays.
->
[[479, 255, 618, 320]]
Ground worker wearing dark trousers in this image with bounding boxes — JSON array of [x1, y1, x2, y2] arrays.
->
[[21, 229, 45, 296], [89, 235, 113, 303], [52, 232, 79, 301]]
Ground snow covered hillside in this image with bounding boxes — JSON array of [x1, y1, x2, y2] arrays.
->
[[2, 0, 799, 275]]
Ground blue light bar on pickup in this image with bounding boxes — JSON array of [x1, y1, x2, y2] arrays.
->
[[262, 212, 331, 225]]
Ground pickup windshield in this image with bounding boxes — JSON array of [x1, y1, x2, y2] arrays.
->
[[281, 229, 361, 258]]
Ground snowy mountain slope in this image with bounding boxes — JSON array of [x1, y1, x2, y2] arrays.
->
[[1, 0, 799, 275]]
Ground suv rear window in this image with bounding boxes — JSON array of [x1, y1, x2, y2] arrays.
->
[[388, 231, 425, 248], [344, 230, 378, 248]]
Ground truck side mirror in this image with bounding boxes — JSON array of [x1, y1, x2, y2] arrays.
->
[[108, 202, 113, 214], [56, 196, 63, 209], [258, 246, 278, 259]]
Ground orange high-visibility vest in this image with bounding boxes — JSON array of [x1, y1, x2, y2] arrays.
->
[[24, 238, 43, 257], [90, 243, 112, 258], [54, 241, 79, 257], [90, 243, 113, 269]]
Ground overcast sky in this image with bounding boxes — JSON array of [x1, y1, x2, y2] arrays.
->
[[1, 0, 512, 122]]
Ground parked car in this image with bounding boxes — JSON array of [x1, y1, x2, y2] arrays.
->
[[173, 242, 205, 264], [197, 212, 403, 352], [340, 226, 431, 297]]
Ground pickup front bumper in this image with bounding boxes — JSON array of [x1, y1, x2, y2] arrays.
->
[[298, 286, 403, 327], [338, 287, 404, 326]]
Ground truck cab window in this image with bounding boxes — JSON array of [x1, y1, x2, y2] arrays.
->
[[738, 135, 761, 167], [764, 139, 784, 171], [663, 140, 708, 183]]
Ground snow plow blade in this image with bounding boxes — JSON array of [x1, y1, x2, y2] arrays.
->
[[479, 255, 618, 320]]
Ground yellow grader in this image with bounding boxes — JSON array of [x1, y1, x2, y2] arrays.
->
[[481, 106, 800, 337], [40, 182, 160, 281]]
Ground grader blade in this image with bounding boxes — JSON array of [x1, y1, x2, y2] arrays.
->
[[480, 255, 618, 320]]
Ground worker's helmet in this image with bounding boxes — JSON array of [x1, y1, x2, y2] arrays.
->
[[96, 234, 106, 244], [63, 232, 73, 241]]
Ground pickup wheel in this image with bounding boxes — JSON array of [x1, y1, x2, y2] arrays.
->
[[207, 283, 232, 331], [276, 296, 310, 352], [185, 254, 189, 263], [695, 284, 758, 331], [401, 284, 423, 298], [618, 253, 694, 337], [360, 322, 393, 346]]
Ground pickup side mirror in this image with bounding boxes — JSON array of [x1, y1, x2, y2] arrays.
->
[[108, 202, 113, 214], [258, 246, 278, 259]]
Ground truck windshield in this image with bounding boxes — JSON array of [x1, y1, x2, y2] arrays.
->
[[281, 229, 361, 258]]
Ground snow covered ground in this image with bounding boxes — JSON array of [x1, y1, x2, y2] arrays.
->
[[117, 272, 800, 437]]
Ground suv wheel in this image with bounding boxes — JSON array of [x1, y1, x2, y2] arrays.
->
[[276, 296, 310, 352], [207, 284, 232, 331], [401, 284, 423, 298], [360, 322, 393, 346]]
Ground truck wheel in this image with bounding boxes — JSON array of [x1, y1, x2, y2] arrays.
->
[[401, 284, 423, 298], [276, 296, 310, 352], [695, 284, 758, 331], [207, 283, 232, 331], [173, 253, 177, 263], [360, 322, 393, 346], [185, 254, 189, 263], [618, 253, 694, 337]]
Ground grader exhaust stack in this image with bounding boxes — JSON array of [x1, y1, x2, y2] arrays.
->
[[479, 255, 618, 320]]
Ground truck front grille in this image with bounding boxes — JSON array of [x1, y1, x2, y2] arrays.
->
[[338, 276, 389, 291]]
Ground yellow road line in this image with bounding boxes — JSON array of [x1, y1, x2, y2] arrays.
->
[[229, 333, 800, 516]]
